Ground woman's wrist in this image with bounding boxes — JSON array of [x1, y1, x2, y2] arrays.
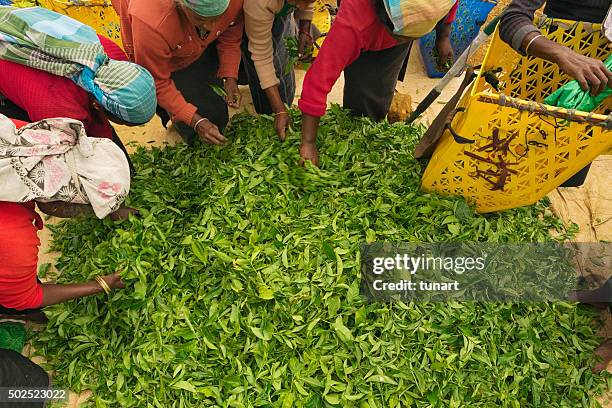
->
[[95, 276, 112, 294], [190, 113, 203, 128], [193, 117, 208, 131], [301, 114, 320, 145]]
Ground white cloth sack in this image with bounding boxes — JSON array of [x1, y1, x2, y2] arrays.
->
[[0, 114, 130, 218]]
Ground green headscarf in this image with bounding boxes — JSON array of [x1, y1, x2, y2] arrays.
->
[[180, 0, 230, 17]]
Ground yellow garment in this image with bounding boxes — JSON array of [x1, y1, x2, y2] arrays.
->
[[383, 0, 455, 38]]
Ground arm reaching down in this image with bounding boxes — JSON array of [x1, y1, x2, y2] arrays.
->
[[40, 273, 125, 307], [298, 15, 364, 163]]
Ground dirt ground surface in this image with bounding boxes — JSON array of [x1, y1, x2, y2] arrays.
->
[[27, 9, 612, 405]]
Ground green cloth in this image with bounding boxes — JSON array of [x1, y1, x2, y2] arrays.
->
[[180, 0, 230, 17], [544, 54, 612, 112], [0, 323, 27, 353]]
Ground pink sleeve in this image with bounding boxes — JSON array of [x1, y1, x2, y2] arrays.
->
[[444, 1, 459, 24], [298, 22, 363, 117]]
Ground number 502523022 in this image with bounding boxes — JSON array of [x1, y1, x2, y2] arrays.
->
[[1, 388, 68, 403]]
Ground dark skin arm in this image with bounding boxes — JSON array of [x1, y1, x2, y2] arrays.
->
[[267, 19, 313, 141], [30, 203, 127, 308], [40, 273, 125, 307], [223, 77, 242, 108], [36, 201, 139, 221], [265, 85, 291, 140], [523, 32, 612, 96], [298, 19, 314, 61], [299, 113, 320, 166], [190, 112, 227, 145], [435, 22, 454, 69]]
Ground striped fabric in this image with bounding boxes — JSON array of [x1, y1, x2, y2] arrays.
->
[[0, 6, 156, 124], [382, 0, 455, 38]]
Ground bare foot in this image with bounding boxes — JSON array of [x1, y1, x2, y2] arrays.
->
[[109, 206, 140, 221]]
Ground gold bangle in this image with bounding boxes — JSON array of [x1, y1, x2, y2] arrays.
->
[[273, 111, 288, 116], [525, 34, 544, 55], [95, 276, 111, 295]]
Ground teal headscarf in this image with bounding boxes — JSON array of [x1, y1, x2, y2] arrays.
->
[[180, 0, 230, 17], [0, 6, 156, 125]]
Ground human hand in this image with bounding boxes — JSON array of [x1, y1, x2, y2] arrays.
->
[[435, 36, 454, 70], [110, 205, 140, 221], [194, 117, 227, 145], [554, 48, 612, 96], [223, 77, 241, 108], [102, 272, 126, 290], [299, 142, 319, 167], [274, 112, 291, 141]]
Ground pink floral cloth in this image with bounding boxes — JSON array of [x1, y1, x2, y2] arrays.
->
[[0, 114, 130, 218]]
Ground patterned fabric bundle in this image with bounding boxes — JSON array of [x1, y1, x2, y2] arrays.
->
[[0, 6, 156, 124], [180, 0, 230, 17], [382, 0, 455, 38], [0, 114, 130, 219]]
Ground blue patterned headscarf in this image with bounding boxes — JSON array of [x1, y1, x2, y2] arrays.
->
[[0, 6, 156, 124]]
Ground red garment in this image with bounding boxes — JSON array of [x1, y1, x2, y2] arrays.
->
[[298, 0, 458, 117], [0, 35, 128, 140], [0, 120, 43, 311], [445, 1, 459, 24], [9, 118, 28, 129], [0, 201, 43, 311]]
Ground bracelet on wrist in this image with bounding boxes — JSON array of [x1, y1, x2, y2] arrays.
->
[[193, 117, 208, 131], [524, 34, 544, 56], [95, 276, 111, 295]]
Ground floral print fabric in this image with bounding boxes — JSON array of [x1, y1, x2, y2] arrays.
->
[[0, 114, 130, 218]]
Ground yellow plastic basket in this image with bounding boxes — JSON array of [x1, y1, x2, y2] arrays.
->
[[37, 0, 122, 45], [312, 0, 332, 58], [421, 18, 612, 213]]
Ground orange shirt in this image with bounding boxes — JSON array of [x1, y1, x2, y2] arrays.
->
[[112, 0, 244, 125]]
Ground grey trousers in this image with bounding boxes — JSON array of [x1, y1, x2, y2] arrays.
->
[[343, 41, 413, 121]]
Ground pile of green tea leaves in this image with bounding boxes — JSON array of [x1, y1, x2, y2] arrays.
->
[[35, 107, 608, 407]]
